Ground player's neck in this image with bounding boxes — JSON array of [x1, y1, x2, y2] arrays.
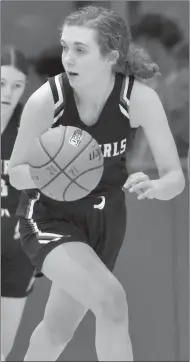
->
[[74, 73, 115, 106]]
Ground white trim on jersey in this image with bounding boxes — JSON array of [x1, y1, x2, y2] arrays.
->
[[53, 110, 64, 124], [27, 199, 38, 219], [26, 275, 35, 292], [118, 76, 130, 118], [31, 219, 66, 244], [119, 104, 129, 118], [123, 77, 130, 106], [55, 75, 64, 107], [26, 192, 70, 244], [52, 75, 64, 124], [26, 192, 40, 219]]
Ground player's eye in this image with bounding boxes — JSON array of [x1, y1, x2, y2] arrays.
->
[[76, 48, 85, 54], [61, 42, 68, 51]]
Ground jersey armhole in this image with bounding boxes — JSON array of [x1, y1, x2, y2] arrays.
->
[[127, 76, 138, 129], [48, 73, 65, 125], [119, 75, 135, 123], [127, 76, 135, 100]]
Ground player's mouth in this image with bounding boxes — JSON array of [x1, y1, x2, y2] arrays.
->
[[1, 101, 11, 105], [67, 71, 79, 78]]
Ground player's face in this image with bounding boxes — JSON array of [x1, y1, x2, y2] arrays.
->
[[61, 25, 113, 88], [1, 65, 26, 116]]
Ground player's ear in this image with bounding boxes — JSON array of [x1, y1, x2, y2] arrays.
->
[[107, 50, 119, 66]]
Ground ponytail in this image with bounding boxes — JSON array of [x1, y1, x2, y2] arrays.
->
[[118, 42, 161, 79]]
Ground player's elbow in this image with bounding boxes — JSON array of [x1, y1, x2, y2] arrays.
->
[[8, 163, 37, 190], [9, 176, 21, 190], [177, 171, 185, 194], [8, 166, 22, 190], [170, 168, 185, 198]]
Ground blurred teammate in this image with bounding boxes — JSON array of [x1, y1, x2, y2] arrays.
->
[[1, 45, 35, 360]]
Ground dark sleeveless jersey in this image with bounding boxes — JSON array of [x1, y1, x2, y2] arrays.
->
[[1, 103, 22, 216], [16, 73, 138, 217]]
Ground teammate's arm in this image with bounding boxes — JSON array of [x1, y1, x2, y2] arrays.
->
[[127, 81, 185, 200], [8, 82, 54, 190]]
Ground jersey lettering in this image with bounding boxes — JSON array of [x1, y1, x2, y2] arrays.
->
[[99, 138, 127, 158], [103, 143, 112, 157], [113, 142, 120, 156], [89, 146, 102, 161], [120, 138, 127, 154]]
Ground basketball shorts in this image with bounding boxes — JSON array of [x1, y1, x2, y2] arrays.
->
[[19, 189, 127, 276], [1, 216, 35, 298]]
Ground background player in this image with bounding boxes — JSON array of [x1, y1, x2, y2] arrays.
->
[[129, 14, 189, 168], [8, 6, 185, 361], [1, 45, 35, 361]]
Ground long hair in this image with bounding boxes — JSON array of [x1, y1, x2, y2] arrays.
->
[[61, 5, 160, 79], [1, 45, 29, 76]]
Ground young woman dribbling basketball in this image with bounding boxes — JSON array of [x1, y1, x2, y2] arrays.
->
[[8, 6, 185, 361]]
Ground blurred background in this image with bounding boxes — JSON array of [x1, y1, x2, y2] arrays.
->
[[1, 1, 189, 361]]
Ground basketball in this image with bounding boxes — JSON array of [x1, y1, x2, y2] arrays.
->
[[28, 126, 104, 201]]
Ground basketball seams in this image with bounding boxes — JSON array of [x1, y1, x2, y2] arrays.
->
[[65, 164, 103, 191], [29, 127, 103, 201], [62, 164, 103, 201], [28, 155, 50, 168], [40, 125, 67, 160], [40, 135, 94, 191], [42, 163, 92, 193], [62, 135, 94, 173], [29, 126, 67, 169]]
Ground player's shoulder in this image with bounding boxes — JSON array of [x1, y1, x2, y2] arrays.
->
[[28, 73, 65, 110], [129, 77, 161, 127], [120, 74, 159, 105], [27, 81, 54, 108], [132, 77, 159, 102], [19, 80, 56, 130]]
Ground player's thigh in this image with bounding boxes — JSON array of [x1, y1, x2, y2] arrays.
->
[[1, 296, 26, 329], [1, 296, 27, 350], [43, 283, 87, 340], [42, 241, 127, 319]]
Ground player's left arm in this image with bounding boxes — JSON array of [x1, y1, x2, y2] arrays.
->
[[124, 81, 185, 200]]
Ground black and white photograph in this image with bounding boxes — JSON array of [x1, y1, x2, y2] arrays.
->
[[1, 1, 189, 361]]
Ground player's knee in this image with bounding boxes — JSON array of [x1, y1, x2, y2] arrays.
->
[[42, 317, 74, 346], [97, 282, 128, 323]]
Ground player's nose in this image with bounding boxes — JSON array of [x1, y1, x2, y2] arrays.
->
[[3, 85, 13, 100], [63, 52, 75, 67]]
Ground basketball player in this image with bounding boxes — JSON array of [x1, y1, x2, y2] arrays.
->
[[8, 6, 185, 361], [1, 45, 35, 361], [130, 14, 188, 167]]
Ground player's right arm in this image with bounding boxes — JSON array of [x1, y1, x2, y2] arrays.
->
[[8, 82, 54, 190]]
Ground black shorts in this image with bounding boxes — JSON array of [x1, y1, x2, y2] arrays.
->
[[19, 189, 127, 276], [1, 216, 35, 298]]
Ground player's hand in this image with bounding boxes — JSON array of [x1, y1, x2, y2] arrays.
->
[[123, 172, 159, 200]]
